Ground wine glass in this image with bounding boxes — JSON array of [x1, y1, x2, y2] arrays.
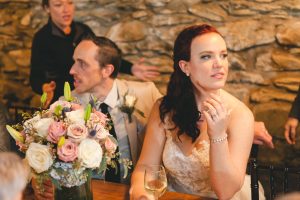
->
[[144, 165, 167, 200]]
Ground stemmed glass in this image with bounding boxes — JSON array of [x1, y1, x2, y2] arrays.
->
[[144, 165, 167, 200]]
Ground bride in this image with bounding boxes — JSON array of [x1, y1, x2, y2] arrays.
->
[[130, 24, 265, 200]]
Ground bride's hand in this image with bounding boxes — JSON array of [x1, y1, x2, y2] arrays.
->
[[202, 93, 230, 138], [129, 185, 155, 200]]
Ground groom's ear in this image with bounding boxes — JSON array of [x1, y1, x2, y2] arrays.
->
[[102, 64, 115, 78]]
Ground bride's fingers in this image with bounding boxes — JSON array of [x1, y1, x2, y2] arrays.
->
[[203, 101, 217, 117]]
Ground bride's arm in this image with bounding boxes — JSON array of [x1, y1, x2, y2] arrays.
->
[[204, 95, 254, 200], [130, 101, 166, 200]]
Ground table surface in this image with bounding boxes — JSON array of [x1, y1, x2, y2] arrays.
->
[[92, 180, 214, 200], [24, 180, 214, 200]]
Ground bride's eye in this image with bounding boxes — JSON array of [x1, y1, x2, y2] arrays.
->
[[200, 55, 211, 60]]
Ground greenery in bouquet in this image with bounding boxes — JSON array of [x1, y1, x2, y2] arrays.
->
[[6, 82, 131, 189]]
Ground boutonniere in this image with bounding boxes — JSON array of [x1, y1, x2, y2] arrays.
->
[[119, 92, 145, 123]]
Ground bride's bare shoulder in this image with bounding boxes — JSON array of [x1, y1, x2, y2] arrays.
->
[[221, 89, 253, 116]]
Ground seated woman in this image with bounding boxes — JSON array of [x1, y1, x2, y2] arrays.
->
[[130, 24, 265, 200]]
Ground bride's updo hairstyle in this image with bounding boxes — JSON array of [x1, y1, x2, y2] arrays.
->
[[159, 24, 221, 142]]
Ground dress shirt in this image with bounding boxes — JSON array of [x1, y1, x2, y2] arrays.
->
[[94, 81, 132, 184]]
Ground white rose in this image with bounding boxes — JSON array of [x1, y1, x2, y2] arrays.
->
[[66, 110, 85, 125], [26, 143, 53, 173], [24, 115, 41, 129], [34, 118, 54, 138], [78, 138, 102, 168], [125, 95, 136, 107]]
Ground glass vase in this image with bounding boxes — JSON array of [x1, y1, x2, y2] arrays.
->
[[54, 175, 93, 200]]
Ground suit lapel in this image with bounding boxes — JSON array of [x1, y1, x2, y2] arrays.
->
[[115, 80, 139, 166]]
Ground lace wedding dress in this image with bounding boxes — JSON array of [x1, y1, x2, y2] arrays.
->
[[162, 131, 265, 200]]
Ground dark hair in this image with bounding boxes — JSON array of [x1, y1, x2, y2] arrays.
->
[[82, 35, 122, 78], [159, 24, 221, 142], [42, 0, 49, 8]]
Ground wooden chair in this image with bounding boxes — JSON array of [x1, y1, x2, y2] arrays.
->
[[249, 158, 300, 200]]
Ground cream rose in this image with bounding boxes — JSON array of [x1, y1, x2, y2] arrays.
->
[[26, 143, 53, 173], [67, 124, 88, 143], [66, 110, 85, 125], [34, 118, 54, 138], [78, 138, 102, 168], [24, 115, 41, 129]]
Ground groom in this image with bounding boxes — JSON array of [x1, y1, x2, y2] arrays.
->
[[70, 36, 162, 182], [32, 36, 162, 199]]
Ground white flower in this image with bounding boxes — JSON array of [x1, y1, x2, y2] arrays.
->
[[66, 109, 85, 125], [24, 115, 41, 129], [26, 143, 53, 173], [124, 94, 136, 107], [34, 118, 54, 138], [78, 138, 102, 168]]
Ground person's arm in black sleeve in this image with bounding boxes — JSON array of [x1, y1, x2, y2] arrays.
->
[[289, 86, 300, 120], [30, 34, 47, 95], [120, 59, 133, 75]]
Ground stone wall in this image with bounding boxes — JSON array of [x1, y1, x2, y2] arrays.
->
[[1, 0, 300, 166]]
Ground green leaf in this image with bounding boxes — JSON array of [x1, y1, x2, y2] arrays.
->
[[84, 103, 92, 123], [98, 156, 107, 174], [64, 82, 72, 102], [40, 92, 47, 107], [107, 135, 118, 145], [123, 165, 128, 179]]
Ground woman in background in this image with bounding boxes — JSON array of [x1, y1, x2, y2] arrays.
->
[[30, 0, 160, 107], [130, 24, 265, 200]]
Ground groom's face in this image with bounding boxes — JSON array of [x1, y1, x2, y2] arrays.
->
[[70, 40, 104, 94]]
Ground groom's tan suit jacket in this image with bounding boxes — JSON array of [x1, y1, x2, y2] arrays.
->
[[72, 79, 162, 166]]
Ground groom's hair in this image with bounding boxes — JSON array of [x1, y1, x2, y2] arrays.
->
[[82, 35, 122, 79]]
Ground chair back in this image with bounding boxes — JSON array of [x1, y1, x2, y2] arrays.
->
[[250, 158, 300, 200]]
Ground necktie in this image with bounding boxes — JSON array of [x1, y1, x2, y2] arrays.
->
[[99, 103, 121, 183]]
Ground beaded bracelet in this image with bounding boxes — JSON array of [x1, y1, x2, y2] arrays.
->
[[210, 134, 228, 143]]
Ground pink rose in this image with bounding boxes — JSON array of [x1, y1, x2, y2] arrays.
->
[[67, 124, 88, 143], [105, 137, 117, 153], [95, 125, 109, 140], [47, 121, 66, 143], [57, 139, 78, 162], [93, 111, 108, 125]]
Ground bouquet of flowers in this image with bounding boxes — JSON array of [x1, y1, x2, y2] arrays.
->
[[7, 82, 130, 199]]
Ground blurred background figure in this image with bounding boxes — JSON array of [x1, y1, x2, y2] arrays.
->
[[284, 87, 300, 144], [0, 152, 30, 200], [30, 0, 160, 108], [275, 192, 300, 200], [0, 102, 11, 152]]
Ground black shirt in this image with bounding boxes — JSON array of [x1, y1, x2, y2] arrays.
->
[[30, 19, 133, 102]]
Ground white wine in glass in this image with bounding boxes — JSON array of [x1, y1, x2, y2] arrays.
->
[[144, 165, 167, 200]]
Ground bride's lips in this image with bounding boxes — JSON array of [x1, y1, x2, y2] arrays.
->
[[211, 72, 225, 79]]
